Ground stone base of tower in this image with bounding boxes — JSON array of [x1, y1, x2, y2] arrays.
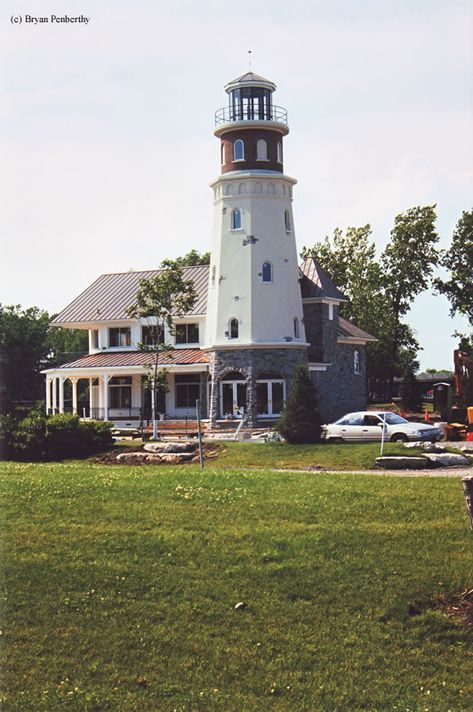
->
[[207, 347, 308, 428]]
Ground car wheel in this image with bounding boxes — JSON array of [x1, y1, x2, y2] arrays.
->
[[390, 433, 408, 443], [327, 437, 344, 444]]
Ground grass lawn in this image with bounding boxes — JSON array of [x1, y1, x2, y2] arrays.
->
[[1, 461, 472, 711]]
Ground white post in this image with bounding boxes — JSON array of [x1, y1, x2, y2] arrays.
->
[[52, 377, 57, 414], [102, 374, 110, 422], [45, 376, 51, 414], [70, 378, 78, 415], [89, 377, 94, 418], [59, 376, 65, 414]]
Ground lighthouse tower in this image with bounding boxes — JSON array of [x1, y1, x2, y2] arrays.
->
[[205, 72, 308, 426]]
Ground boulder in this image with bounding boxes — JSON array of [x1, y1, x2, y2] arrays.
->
[[116, 452, 149, 464], [144, 441, 197, 453], [144, 452, 194, 464], [423, 453, 470, 467], [376, 456, 432, 470]]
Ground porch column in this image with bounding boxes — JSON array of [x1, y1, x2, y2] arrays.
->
[[102, 374, 111, 422], [58, 376, 65, 414], [45, 376, 51, 414], [89, 378, 94, 418], [70, 378, 78, 415], [52, 377, 57, 414]]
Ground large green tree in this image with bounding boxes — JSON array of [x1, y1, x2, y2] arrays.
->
[[435, 209, 473, 327], [164, 249, 210, 268], [127, 260, 197, 438], [302, 206, 439, 399]]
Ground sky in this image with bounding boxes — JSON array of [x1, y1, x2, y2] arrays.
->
[[1, 0, 472, 370]]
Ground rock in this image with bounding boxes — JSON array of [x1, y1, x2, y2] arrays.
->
[[423, 453, 470, 467], [234, 601, 247, 610], [144, 441, 197, 453], [376, 456, 432, 470], [116, 452, 148, 464], [422, 442, 446, 453]]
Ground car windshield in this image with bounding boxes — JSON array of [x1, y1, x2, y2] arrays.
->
[[379, 413, 408, 425]]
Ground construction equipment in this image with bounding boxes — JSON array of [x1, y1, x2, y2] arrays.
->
[[447, 350, 473, 440]]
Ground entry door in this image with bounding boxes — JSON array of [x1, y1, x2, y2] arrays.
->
[[221, 381, 246, 418]]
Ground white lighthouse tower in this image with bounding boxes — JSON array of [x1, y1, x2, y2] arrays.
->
[[205, 72, 308, 426]]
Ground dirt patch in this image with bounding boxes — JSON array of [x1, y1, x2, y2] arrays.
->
[[446, 587, 473, 630], [92, 443, 222, 465]]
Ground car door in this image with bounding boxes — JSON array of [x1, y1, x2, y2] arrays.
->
[[360, 414, 384, 441], [337, 413, 364, 441]]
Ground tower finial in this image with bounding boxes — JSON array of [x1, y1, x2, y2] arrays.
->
[[248, 50, 252, 69]]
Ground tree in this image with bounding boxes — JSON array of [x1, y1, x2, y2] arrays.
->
[[276, 365, 321, 443], [0, 305, 51, 411], [381, 205, 440, 396], [46, 325, 89, 367], [164, 249, 210, 268], [399, 370, 422, 413], [435, 209, 473, 326], [127, 261, 197, 439]]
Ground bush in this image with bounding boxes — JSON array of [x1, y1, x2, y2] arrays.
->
[[0, 410, 113, 461], [276, 364, 321, 444]]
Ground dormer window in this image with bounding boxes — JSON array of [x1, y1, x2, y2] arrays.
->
[[231, 208, 242, 230], [233, 139, 245, 161], [256, 138, 268, 160], [262, 262, 273, 282], [109, 327, 131, 347]]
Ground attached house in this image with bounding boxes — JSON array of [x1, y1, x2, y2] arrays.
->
[[44, 71, 375, 427]]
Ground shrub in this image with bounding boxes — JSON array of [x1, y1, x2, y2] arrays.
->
[[0, 411, 113, 461], [276, 364, 321, 444]]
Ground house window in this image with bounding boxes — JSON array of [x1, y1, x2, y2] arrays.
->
[[277, 141, 283, 163], [354, 350, 361, 375], [175, 323, 199, 344], [229, 318, 239, 339], [175, 374, 200, 409], [262, 262, 273, 282], [284, 209, 291, 232], [109, 376, 132, 409], [256, 138, 268, 160], [231, 208, 242, 230], [233, 139, 244, 161], [141, 325, 164, 346], [293, 317, 300, 339], [256, 379, 285, 417], [91, 329, 99, 349], [109, 327, 131, 347]]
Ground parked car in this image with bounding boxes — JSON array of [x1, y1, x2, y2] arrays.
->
[[321, 411, 443, 443]]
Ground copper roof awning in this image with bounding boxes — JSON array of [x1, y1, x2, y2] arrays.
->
[[59, 349, 209, 369]]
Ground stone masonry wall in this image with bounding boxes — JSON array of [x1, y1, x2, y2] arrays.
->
[[208, 347, 308, 426], [311, 344, 367, 423]]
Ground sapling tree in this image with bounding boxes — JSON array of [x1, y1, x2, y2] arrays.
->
[[127, 261, 197, 439]]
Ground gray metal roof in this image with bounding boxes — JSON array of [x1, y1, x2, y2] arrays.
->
[[338, 317, 377, 342], [299, 257, 347, 301], [53, 265, 210, 325]]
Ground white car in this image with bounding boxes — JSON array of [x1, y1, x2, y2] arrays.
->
[[322, 411, 443, 443]]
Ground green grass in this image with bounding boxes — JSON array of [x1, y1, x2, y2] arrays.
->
[[212, 440, 425, 470], [1, 461, 473, 711]]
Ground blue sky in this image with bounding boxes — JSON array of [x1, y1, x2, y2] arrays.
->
[[1, 0, 472, 369]]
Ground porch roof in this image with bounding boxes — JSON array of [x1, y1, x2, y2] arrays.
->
[[58, 348, 210, 369]]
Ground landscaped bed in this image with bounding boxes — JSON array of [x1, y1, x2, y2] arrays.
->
[[1, 461, 472, 710]]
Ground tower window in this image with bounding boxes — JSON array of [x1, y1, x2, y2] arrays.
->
[[229, 318, 239, 339], [256, 138, 268, 161], [277, 142, 283, 163], [231, 208, 242, 230], [284, 209, 291, 232], [221, 143, 225, 164], [262, 262, 273, 282], [233, 139, 245, 161], [293, 317, 300, 339]]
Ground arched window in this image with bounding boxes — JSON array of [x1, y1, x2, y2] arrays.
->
[[284, 209, 291, 232], [231, 208, 241, 230], [229, 318, 239, 339], [277, 142, 283, 163], [354, 350, 361, 375], [233, 139, 244, 161], [293, 317, 300, 339], [221, 143, 225, 164], [262, 262, 273, 282], [256, 138, 268, 161]]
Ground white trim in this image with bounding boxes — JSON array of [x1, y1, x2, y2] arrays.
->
[[302, 297, 346, 305], [201, 341, 309, 352], [214, 121, 289, 138], [308, 363, 331, 371], [337, 337, 377, 345]]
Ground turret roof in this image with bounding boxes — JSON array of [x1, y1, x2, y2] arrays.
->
[[299, 257, 347, 301]]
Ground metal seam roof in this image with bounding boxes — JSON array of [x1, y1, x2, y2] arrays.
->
[[58, 349, 209, 369]]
